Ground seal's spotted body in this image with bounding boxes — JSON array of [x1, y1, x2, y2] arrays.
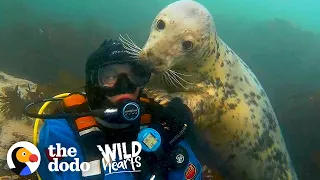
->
[[137, 0, 298, 179]]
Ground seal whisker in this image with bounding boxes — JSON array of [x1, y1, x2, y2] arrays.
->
[[164, 72, 174, 86], [125, 33, 142, 51], [168, 69, 192, 76], [124, 50, 139, 57], [169, 70, 194, 85], [121, 42, 140, 55], [119, 37, 141, 54], [163, 73, 170, 86], [123, 45, 140, 55], [119, 34, 141, 53], [122, 45, 140, 55], [165, 71, 178, 88], [120, 34, 139, 50], [129, 55, 139, 60], [164, 72, 174, 87], [168, 70, 187, 89], [120, 34, 142, 52]]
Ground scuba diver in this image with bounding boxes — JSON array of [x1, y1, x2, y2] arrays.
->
[[27, 40, 202, 180]]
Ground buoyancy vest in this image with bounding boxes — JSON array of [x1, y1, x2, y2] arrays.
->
[[61, 94, 160, 180]]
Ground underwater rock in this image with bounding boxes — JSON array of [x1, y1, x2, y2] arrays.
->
[[0, 158, 37, 179], [0, 71, 37, 161], [202, 165, 224, 180]]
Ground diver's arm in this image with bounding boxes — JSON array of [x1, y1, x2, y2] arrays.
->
[[145, 97, 201, 179], [37, 119, 137, 180], [37, 119, 83, 180], [167, 140, 202, 180]]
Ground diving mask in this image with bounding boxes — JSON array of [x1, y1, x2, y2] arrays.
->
[[97, 62, 151, 88], [86, 60, 151, 111]]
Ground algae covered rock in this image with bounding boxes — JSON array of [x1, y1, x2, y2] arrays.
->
[[0, 72, 37, 160]]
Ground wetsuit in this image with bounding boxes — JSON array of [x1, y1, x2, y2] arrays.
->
[[36, 119, 202, 180]]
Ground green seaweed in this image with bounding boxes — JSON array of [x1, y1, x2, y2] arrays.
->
[[0, 86, 26, 120]]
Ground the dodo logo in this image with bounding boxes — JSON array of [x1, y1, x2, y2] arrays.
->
[[7, 141, 40, 176]]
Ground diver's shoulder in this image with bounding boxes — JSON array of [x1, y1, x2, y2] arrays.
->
[[40, 118, 74, 138], [42, 118, 70, 129]]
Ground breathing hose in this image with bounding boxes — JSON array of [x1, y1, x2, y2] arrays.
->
[[32, 93, 70, 180]]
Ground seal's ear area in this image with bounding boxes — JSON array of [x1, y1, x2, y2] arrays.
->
[[181, 40, 193, 51], [181, 35, 196, 53]]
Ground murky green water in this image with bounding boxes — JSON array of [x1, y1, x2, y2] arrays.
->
[[0, 0, 319, 179]]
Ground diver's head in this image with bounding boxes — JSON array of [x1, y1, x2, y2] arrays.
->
[[85, 40, 151, 112]]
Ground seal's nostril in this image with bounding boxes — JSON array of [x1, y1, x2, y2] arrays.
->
[[147, 51, 154, 58], [139, 51, 148, 61]]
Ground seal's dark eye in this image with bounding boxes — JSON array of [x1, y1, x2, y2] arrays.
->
[[182, 40, 193, 51], [156, 20, 165, 30]]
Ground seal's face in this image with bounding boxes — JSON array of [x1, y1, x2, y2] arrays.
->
[[139, 0, 216, 73]]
